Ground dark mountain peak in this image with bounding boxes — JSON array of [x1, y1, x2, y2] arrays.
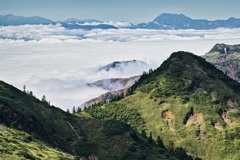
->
[[131, 51, 240, 97], [162, 51, 204, 67], [160, 51, 237, 81]]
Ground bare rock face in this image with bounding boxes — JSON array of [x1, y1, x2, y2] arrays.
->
[[227, 99, 238, 109], [213, 122, 222, 130], [203, 43, 240, 82], [186, 112, 203, 126], [162, 110, 174, 130]]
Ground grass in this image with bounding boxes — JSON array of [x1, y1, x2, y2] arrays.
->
[[0, 124, 74, 160]]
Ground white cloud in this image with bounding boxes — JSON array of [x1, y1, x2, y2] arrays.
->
[[1, 25, 240, 43], [80, 21, 132, 28], [0, 24, 240, 111]]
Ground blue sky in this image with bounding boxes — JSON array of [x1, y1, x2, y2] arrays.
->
[[0, 0, 240, 22]]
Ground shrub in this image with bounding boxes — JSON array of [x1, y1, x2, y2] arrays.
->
[[102, 120, 131, 136]]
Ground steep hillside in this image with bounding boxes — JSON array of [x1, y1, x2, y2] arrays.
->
[[0, 124, 74, 160], [0, 80, 182, 159], [203, 43, 240, 82], [87, 51, 240, 160]]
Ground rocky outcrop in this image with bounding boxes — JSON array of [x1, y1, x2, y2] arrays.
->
[[221, 114, 233, 125], [186, 112, 203, 126], [184, 108, 203, 126], [213, 122, 222, 130], [162, 110, 173, 130], [227, 99, 238, 109]]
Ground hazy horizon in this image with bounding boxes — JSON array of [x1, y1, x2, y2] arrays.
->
[[1, 0, 240, 23]]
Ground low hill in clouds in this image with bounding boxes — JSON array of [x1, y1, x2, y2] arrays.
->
[[86, 51, 240, 159], [98, 60, 147, 72], [0, 80, 184, 159], [87, 76, 140, 91], [203, 43, 240, 82], [81, 76, 140, 108]]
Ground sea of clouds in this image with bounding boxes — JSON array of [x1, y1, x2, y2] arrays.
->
[[1, 24, 240, 111]]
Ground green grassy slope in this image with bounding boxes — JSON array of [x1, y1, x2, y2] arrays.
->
[[0, 124, 74, 160], [0, 80, 83, 153], [87, 51, 240, 160]]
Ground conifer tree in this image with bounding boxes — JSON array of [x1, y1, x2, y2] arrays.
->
[[66, 109, 70, 113], [42, 95, 46, 102], [72, 106, 76, 113]]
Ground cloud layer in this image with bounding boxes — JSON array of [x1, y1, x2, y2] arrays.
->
[[1, 25, 240, 111], [1, 24, 240, 43]]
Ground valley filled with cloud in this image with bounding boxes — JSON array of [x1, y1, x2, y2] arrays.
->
[[1, 24, 240, 110]]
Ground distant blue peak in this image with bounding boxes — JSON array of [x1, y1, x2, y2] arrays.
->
[[153, 13, 192, 23]]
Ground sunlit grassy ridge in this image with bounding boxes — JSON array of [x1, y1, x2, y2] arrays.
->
[[87, 51, 240, 160], [0, 124, 74, 160]]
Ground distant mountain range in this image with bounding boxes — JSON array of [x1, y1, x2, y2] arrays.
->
[[134, 13, 240, 29], [0, 14, 53, 25], [1, 13, 240, 30]]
